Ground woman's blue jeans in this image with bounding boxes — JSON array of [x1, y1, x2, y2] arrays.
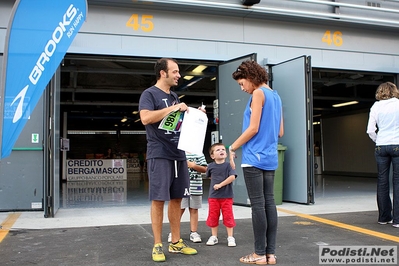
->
[[375, 145, 399, 224], [243, 167, 277, 255]]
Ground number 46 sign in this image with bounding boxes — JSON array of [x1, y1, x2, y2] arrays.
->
[[322, 30, 343, 47]]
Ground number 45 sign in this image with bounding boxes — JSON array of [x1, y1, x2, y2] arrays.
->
[[322, 30, 343, 46], [126, 14, 154, 32]]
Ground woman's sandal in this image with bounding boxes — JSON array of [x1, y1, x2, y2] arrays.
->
[[239, 253, 267, 265], [266, 254, 277, 265]]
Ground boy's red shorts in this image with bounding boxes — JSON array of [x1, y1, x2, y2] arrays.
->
[[206, 198, 236, 228]]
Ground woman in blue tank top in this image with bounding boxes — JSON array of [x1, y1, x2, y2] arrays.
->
[[229, 60, 284, 265]]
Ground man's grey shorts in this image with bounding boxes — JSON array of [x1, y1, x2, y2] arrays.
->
[[181, 195, 202, 209]]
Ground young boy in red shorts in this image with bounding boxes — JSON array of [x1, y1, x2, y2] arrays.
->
[[205, 143, 237, 247]]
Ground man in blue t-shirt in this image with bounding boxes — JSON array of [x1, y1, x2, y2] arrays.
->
[[139, 58, 197, 262]]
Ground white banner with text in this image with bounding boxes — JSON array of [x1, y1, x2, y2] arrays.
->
[[67, 159, 127, 181]]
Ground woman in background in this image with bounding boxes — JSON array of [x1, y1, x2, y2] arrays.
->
[[366, 82, 399, 227]]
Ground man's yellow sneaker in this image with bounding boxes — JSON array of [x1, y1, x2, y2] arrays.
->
[[168, 239, 198, 255], [152, 243, 166, 262]]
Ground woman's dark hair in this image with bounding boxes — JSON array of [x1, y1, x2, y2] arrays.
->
[[154, 58, 178, 80], [232, 60, 268, 87], [375, 82, 399, 100]]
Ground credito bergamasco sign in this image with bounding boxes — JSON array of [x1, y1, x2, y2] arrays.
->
[[67, 159, 127, 181]]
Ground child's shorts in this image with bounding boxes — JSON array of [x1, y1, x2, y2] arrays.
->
[[181, 195, 202, 209], [206, 198, 236, 228]]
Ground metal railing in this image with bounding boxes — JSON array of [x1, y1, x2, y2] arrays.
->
[[90, 0, 399, 29]]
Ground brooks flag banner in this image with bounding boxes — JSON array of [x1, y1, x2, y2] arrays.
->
[[0, 0, 87, 159]]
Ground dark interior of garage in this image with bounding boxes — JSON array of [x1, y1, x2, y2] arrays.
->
[[60, 54, 395, 159]]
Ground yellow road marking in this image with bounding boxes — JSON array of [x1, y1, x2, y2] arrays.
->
[[0, 213, 21, 243], [293, 221, 315, 225], [277, 208, 399, 243]]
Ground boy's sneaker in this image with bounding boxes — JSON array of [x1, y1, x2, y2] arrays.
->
[[167, 232, 172, 243], [227, 236, 236, 247], [152, 243, 166, 262], [392, 224, 399, 228], [169, 239, 198, 255], [206, 235, 218, 246], [190, 232, 202, 243]]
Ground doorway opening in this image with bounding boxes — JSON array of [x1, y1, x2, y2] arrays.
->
[[59, 54, 219, 208]]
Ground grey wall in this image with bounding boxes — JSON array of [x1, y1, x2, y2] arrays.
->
[[0, 95, 45, 210], [75, 6, 399, 71], [1, 2, 398, 72], [321, 112, 377, 176]]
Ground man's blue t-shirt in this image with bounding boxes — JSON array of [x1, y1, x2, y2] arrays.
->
[[139, 86, 186, 161]]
